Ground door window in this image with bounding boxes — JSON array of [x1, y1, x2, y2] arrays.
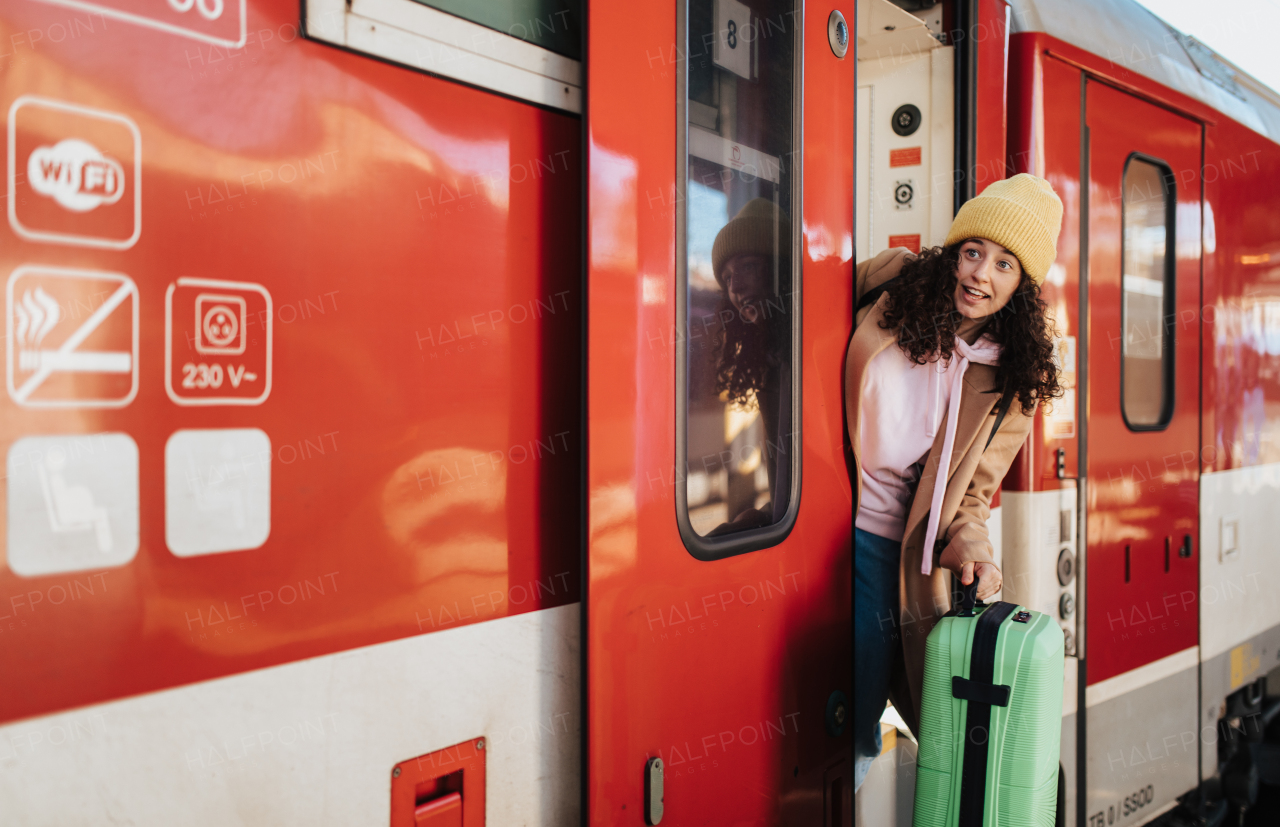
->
[[678, 0, 800, 556], [1121, 155, 1175, 429]]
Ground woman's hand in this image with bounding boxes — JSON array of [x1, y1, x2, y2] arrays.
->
[[959, 561, 1003, 601]]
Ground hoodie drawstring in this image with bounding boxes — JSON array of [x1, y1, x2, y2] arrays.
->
[[920, 335, 1002, 576]]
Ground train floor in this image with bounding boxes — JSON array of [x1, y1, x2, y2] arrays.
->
[[853, 722, 915, 826]]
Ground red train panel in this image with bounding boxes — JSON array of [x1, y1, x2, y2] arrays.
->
[[1204, 118, 1280, 473], [0, 0, 580, 725]]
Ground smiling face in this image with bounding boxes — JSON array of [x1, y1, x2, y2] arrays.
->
[[953, 238, 1023, 325], [722, 253, 770, 324]]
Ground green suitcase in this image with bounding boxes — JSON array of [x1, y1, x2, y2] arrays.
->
[[913, 580, 1064, 826]]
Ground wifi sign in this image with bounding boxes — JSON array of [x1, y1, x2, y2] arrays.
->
[[28, 140, 126, 212], [7, 97, 141, 250]]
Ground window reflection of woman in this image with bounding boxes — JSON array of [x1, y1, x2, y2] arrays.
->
[[707, 198, 792, 536]]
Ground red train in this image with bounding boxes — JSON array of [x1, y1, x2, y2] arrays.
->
[[0, 0, 1276, 825]]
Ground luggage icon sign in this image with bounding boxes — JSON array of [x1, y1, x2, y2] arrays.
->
[[6, 266, 139, 409], [166, 277, 272, 406]]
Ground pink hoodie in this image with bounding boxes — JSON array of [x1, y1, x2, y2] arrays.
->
[[856, 334, 1002, 573]]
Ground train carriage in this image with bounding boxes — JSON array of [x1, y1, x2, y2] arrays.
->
[[859, 0, 1280, 824], [0, 0, 1278, 825]]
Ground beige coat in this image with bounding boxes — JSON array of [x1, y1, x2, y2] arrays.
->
[[846, 248, 1033, 735]]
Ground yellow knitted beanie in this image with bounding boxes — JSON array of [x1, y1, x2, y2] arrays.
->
[[944, 173, 1063, 283], [712, 198, 790, 284]]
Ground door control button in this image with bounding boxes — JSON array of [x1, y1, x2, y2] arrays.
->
[[892, 103, 922, 136], [894, 180, 914, 209], [827, 10, 849, 58], [825, 689, 848, 736], [1057, 549, 1075, 586]]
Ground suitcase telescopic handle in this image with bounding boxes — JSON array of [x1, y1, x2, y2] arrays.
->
[[959, 575, 980, 615]]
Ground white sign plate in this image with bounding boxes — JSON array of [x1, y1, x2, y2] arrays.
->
[[7, 434, 140, 577], [166, 428, 271, 557], [8, 96, 141, 250], [7, 265, 139, 409], [166, 277, 272, 406], [689, 127, 781, 184], [714, 0, 752, 79], [34, 0, 248, 48]]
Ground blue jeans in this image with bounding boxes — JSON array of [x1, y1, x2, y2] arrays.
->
[[854, 526, 900, 794]]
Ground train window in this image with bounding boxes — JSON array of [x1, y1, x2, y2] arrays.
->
[[415, 1, 582, 59], [305, 0, 582, 113], [677, 0, 801, 558], [1120, 155, 1176, 430]]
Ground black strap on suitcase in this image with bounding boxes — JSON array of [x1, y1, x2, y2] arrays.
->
[[947, 579, 1017, 827]]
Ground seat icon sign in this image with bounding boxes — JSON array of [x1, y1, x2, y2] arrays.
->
[[7, 433, 140, 576], [195, 293, 245, 355]]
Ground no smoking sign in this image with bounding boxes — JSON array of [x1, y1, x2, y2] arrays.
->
[[166, 277, 271, 405]]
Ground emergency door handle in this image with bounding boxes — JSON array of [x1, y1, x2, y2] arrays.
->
[[414, 791, 461, 826]]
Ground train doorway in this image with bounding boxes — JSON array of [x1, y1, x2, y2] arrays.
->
[[1083, 81, 1203, 826], [584, 1, 856, 823]]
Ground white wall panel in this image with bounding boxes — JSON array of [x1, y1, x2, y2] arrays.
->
[[1200, 463, 1280, 661]]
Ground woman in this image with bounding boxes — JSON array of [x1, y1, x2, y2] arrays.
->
[[848, 174, 1064, 792]]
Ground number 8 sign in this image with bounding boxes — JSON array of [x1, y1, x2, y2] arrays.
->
[[166, 277, 271, 406], [713, 0, 752, 80]]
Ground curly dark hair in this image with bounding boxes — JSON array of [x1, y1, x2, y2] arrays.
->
[[714, 294, 788, 406], [878, 243, 1063, 415]]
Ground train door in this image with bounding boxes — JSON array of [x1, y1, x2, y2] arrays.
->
[[1083, 81, 1203, 825], [585, 1, 855, 824]]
